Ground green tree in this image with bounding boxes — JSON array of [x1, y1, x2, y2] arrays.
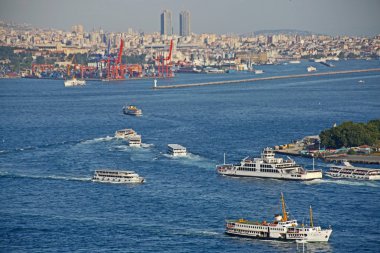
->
[[35, 56, 45, 64], [320, 120, 380, 148]]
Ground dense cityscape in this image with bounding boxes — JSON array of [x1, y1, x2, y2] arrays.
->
[[0, 9, 379, 78], [2, 1, 380, 252]]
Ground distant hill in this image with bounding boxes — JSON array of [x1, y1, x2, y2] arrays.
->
[[241, 29, 313, 37]]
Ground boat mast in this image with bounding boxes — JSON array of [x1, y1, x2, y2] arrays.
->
[[281, 193, 288, 222], [309, 205, 314, 227], [224, 153, 226, 165]]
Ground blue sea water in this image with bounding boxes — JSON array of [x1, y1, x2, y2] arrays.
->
[[1, 60, 380, 252]]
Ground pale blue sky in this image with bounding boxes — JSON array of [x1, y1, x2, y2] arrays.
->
[[0, 0, 379, 36]]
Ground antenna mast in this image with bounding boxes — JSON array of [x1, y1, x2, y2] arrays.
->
[[281, 193, 288, 222]]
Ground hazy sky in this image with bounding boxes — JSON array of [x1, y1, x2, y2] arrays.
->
[[1, 0, 379, 36]]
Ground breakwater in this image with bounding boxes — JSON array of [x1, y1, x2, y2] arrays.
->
[[154, 68, 380, 89]]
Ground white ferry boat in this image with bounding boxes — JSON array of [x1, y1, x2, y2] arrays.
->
[[123, 105, 142, 116], [64, 77, 86, 87], [168, 144, 187, 156], [326, 161, 380, 180], [129, 135, 142, 147], [115, 128, 137, 140], [216, 147, 322, 180], [307, 66, 317, 72], [92, 169, 144, 183], [225, 193, 332, 242]]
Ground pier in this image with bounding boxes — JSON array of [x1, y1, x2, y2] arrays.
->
[[275, 149, 380, 164], [154, 68, 380, 89], [323, 155, 380, 165]]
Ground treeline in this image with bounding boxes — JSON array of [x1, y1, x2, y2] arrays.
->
[[320, 120, 380, 148], [0, 46, 33, 71], [122, 54, 146, 64]]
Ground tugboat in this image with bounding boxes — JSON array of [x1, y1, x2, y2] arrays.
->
[[123, 105, 142, 116], [225, 193, 332, 242], [217, 147, 322, 180]]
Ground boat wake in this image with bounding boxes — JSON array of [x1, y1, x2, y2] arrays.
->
[[110, 143, 154, 152], [0, 140, 81, 154], [0, 172, 91, 182], [172, 228, 221, 237], [0, 136, 116, 155], [303, 179, 379, 188], [141, 143, 154, 148], [80, 136, 114, 144], [162, 153, 216, 169]]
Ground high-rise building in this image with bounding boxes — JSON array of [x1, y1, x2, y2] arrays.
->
[[71, 24, 84, 33], [160, 10, 172, 35], [179, 11, 191, 36]]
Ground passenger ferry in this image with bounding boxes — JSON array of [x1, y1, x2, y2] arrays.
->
[[123, 105, 142, 116], [129, 135, 142, 147], [216, 147, 322, 180], [92, 170, 144, 183], [326, 161, 380, 180], [115, 128, 137, 140], [168, 144, 187, 156], [225, 193, 332, 242]]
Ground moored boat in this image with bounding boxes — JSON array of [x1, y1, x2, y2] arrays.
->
[[326, 161, 380, 180], [92, 169, 144, 183], [216, 147, 322, 180], [225, 193, 332, 242], [307, 66, 317, 72]]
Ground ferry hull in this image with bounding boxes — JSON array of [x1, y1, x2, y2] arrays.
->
[[216, 147, 322, 181], [217, 167, 322, 180], [225, 228, 332, 242], [325, 173, 380, 180], [92, 177, 144, 184]]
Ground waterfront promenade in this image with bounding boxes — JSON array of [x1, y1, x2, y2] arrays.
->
[[154, 68, 380, 89]]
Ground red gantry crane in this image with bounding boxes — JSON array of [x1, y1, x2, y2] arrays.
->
[[101, 39, 127, 80], [154, 39, 173, 78]]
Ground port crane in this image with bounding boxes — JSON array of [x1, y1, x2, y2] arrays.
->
[[101, 39, 127, 80], [66, 54, 77, 78], [154, 39, 174, 78]]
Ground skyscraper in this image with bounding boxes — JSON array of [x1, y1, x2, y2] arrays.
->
[[160, 10, 172, 35], [179, 11, 191, 36]]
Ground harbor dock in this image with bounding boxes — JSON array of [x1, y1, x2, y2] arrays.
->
[[154, 68, 380, 89], [275, 148, 380, 164], [323, 155, 380, 165]]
